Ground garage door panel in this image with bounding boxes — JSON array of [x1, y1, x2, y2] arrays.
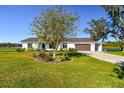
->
[[75, 44, 90, 51]]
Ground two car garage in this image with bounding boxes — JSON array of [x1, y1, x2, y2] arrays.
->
[[75, 44, 91, 51]]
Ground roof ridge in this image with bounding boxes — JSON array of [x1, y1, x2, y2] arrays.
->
[[21, 37, 95, 42]]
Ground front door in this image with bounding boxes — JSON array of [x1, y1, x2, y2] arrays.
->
[[42, 43, 45, 50], [28, 43, 32, 48], [95, 43, 99, 51]]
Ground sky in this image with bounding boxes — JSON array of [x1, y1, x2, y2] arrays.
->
[[0, 5, 115, 43]]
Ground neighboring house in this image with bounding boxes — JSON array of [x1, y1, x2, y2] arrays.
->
[[20, 37, 102, 51]]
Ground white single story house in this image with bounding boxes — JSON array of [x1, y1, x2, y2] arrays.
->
[[20, 37, 102, 51]]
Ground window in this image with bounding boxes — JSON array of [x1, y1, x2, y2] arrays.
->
[[63, 43, 67, 48], [28, 43, 32, 48], [49, 43, 53, 48]]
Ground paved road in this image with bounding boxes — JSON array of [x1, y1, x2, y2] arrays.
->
[[79, 51, 124, 66]]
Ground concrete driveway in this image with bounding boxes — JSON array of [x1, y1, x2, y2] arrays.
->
[[79, 51, 124, 66]]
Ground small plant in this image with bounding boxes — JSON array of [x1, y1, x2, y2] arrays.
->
[[56, 54, 65, 62], [113, 67, 124, 79], [16, 48, 25, 52], [44, 53, 54, 62], [64, 54, 71, 61], [56, 53, 71, 62], [59, 48, 63, 52], [32, 52, 46, 59], [36, 49, 41, 51], [59, 48, 67, 52], [68, 48, 77, 53], [27, 48, 35, 52]]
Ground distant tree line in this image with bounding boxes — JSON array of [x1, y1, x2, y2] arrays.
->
[[0, 43, 22, 48]]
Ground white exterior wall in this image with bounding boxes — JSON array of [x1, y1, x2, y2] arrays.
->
[[98, 44, 102, 51], [67, 43, 75, 49], [58, 43, 63, 50], [32, 43, 38, 49], [91, 43, 95, 51], [38, 44, 42, 50], [45, 44, 53, 50], [22, 43, 38, 49], [22, 42, 102, 51], [45, 44, 49, 50], [22, 43, 28, 49]]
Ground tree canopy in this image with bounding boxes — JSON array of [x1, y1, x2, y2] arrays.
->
[[31, 6, 79, 57], [83, 18, 110, 41], [103, 5, 124, 51]]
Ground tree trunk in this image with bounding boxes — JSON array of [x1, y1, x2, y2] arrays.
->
[[122, 46, 124, 51], [119, 45, 124, 51], [53, 47, 58, 58], [52, 43, 59, 58], [53, 49, 56, 58]]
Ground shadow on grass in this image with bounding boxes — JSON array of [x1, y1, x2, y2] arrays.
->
[[67, 52, 86, 57], [56, 52, 86, 58], [112, 62, 124, 79]]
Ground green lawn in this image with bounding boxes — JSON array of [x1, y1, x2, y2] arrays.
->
[[0, 47, 17, 52], [106, 51, 124, 56], [0, 50, 124, 87]]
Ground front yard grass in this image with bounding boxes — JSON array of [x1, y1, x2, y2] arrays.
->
[[105, 51, 124, 56], [0, 51, 124, 88], [0, 47, 17, 52]]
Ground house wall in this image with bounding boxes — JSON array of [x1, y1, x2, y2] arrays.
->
[[22, 43, 28, 49], [91, 43, 95, 51], [45, 44, 53, 50], [38, 44, 42, 50], [22, 42, 101, 52], [67, 43, 75, 49], [58, 43, 63, 50], [32, 43, 38, 49], [98, 43, 102, 51], [22, 43, 38, 49]]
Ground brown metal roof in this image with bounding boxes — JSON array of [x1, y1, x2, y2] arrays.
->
[[20, 38, 38, 42], [20, 37, 95, 42], [64, 38, 95, 42]]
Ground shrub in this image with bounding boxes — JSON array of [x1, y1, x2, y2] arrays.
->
[[36, 49, 41, 51], [32, 53, 37, 58], [56, 53, 71, 62], [27, 48, 35, 52], [59, 48, 67, 52], [32, 52, 46, 59], [56, 52, 64, 56], [44, 53, 54, 62], [56, 54, 65, 62], [32, 51, 56, 63], [64, 54, 71, 61], [38, 52, 46, 59], [59, 48, 63, 52], [16, 48, 25, 52], [68, 48, 77, 52], [67, 52, 82, 57]]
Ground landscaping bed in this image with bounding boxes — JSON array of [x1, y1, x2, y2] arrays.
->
[[32, 51, 80, 63]]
